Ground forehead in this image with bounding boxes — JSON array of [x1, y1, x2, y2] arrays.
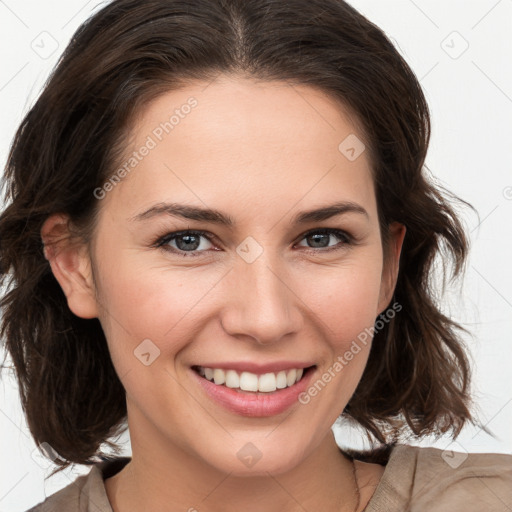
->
[[104, 76, 376, 222]]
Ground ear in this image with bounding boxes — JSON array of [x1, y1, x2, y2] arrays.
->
[[378, 222, 406, 314], [41, 214, 99, 319]]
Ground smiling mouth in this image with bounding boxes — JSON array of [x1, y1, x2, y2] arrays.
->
[[192, 365, 315, 393]]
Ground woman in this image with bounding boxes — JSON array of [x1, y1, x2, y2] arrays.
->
[[1, 0, 511, 510]]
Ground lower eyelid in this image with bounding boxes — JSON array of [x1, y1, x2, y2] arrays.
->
[[157, 229, 353, 257], [296, 230, 351, 246], [160, 232, 215, 251]]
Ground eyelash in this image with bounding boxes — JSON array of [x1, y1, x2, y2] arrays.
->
[[153, 228, 354, 258]]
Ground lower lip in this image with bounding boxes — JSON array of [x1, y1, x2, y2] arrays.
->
[[192, 368, 315, 417]]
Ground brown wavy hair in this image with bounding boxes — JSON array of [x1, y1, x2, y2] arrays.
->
[[0, 0, 490, 470]]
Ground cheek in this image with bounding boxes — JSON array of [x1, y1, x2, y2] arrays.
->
[[298, 254, 384, 346], [293, 259, 384, 412], [94, 252, 224, 366]]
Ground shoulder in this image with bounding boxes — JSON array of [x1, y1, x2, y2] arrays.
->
[[410, 445, 512, 510], [25, 458, 130, 512], [25, 471, 91, 512], [367, 443, 512, 511]]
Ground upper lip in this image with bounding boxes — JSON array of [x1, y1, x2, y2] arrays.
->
[[192, 361, 316, 374]]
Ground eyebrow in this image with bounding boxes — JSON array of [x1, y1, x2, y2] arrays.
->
[[131, 201, 369, 225]]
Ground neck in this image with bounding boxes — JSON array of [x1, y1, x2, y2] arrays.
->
[[105, 429, 360, 512]]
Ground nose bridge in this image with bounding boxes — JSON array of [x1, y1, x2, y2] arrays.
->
[[220, 242, 302, 344]]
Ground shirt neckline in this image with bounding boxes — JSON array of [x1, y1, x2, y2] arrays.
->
[[89, 444, 415, 512]]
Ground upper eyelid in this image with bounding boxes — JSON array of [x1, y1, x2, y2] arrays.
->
[[156, 228, 352, 250]]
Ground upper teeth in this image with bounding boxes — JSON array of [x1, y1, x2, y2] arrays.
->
[[198, 367, 304, 393]]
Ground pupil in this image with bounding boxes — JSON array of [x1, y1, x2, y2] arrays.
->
[[309, 233, 328, 248], [177, 234, 199, 251]]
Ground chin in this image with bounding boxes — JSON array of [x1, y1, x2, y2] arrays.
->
[[199, 433, 311, 477]]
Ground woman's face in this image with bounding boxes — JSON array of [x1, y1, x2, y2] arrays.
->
[[66, 76, 404, 475]]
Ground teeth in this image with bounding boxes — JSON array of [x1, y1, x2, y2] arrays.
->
[[240, 372, 259, 391], [213, 368, 225, 385], [225, 370, 239, 388], [258, 372, 276, 392], [286, 369, 297, 387], [198, 367, 307, 392], [276, 371, 287, 389]]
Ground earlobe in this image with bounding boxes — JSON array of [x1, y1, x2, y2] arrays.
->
[[41, 214, 99, 319], [378, 222, 406, 313]]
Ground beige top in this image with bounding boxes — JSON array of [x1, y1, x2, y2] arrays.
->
[[27, 444, 512, 511]]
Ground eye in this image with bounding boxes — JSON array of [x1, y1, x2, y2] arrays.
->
[[154, 228, 353, 258], [155, 230, 215, 257], [295, 228, 352, 253]]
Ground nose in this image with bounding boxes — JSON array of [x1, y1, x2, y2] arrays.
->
[[219, 251, 303, 346]]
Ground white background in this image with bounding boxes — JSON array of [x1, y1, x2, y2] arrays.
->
[[0, 0, 511, 510]]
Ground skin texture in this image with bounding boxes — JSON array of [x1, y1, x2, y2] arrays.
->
[[42, 75, 405, 512]]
